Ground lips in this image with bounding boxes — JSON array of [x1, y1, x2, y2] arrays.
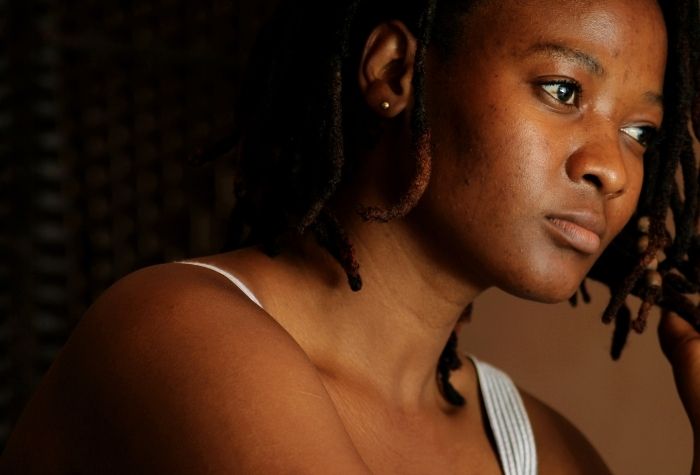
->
[[545, 211, 606, 255]]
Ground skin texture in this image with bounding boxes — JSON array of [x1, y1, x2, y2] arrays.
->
[[393, 0, 665, 303], [3, 0, 694, 474]]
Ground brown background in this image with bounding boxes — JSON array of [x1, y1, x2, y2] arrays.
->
[[461, 283, 692, 474]]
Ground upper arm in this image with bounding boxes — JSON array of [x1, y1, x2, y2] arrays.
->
[[520, 390, 613, 475], [6, 264, 371, 474]]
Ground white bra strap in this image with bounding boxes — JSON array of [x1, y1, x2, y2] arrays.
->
[[468, 354, 538, 475], [175, 261, 263, 309]]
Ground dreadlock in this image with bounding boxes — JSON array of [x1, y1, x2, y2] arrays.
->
[[196, 0, 700, 407], [583, 0, 700, 359]]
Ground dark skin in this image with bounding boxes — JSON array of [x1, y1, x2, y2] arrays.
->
[[3, 0, 699, 473], [394, 0, 663, 303]]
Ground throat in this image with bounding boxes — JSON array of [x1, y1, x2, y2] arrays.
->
[[318, 351, 479, 421]]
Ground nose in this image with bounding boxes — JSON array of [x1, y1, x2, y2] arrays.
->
[[565, 129, 628, 199]]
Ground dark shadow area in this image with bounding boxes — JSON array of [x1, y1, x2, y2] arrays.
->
[[0, 0, 279, 448]]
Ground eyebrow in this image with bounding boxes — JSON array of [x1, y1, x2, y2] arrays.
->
[[523, 42, 664, 110], [642, 90, 664, 108], [523, 42, 606, 77]]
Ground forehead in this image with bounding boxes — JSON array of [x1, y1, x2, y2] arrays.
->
[[453, 0, 667, 63], [442, 0, 666, 90]]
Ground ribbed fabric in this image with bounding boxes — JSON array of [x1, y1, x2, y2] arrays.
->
[[175, 261, 538, 474], [175, 261, 263, 308], [469, 355, 538, 475]]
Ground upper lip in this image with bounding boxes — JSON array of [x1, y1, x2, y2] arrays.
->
[[546, 210, 607, 238]]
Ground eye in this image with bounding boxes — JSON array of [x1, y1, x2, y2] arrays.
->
[[539, 80, 582, 106], [621, 125, 658, 148]]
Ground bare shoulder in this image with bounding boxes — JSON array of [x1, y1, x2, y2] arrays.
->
[[2, 263, 369, 474], [519, 389, 613, 475]]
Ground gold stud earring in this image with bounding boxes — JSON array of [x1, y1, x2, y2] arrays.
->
[[380, 101, 390, 111]]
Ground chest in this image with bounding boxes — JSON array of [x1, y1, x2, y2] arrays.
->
[[352, 429, 504, 475], [323, 385, 504, 475]]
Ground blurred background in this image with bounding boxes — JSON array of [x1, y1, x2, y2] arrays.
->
[[0, 0, 694, 474], [1, 0, 276, 449]]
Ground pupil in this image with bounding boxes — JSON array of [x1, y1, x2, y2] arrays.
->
[[639, 129, 652, 146], [557, 85, 573, 102]]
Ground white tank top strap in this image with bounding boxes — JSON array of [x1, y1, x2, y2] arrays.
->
[[175, 260, 263, 309], [467, 354, 538, 475]]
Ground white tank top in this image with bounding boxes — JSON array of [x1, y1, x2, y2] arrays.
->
[[177, 260, 538, 475]]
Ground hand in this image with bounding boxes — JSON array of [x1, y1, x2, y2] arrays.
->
[[658, 310, 700, 433], [658, 310, 700, 474]]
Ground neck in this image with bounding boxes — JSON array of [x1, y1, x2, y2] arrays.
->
[[265, 208, 485, 412]]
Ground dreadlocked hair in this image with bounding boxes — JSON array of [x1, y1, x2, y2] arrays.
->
[[222, 0, 469, 406], [195, 0, 699, 406], [581, 0, 700, 359]]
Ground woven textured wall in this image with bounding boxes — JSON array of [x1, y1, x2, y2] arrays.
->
[[1, 0, 277, 448]]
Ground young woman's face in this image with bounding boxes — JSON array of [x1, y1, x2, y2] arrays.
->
[[416, 0, 667, 301]]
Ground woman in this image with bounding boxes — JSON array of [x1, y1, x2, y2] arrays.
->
[[2, 0, 699, 473]]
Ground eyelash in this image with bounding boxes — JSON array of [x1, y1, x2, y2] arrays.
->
[[621, 125, 659, 149], [539, 79, 582, 108], [538, 79, 659, 149]]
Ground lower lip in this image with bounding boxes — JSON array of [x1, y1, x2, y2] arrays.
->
[[545, 217, 601, 254]]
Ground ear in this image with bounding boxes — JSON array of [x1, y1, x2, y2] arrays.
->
[[358, 21, 417, 118]]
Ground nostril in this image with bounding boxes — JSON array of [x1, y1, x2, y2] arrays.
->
[[583, 173, 603, 189]]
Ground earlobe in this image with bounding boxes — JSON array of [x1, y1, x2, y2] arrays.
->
[[358, 21, 417, 118]]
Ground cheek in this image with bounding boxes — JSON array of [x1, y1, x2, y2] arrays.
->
[[425, 72, 607, 299], [463, 113, 562, 207], [432, 84, 566, 231]]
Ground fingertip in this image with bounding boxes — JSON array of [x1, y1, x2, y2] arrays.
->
[[663, 310, 693, 334], [658, 310, 700, 362], [659, 311, 684, 356]]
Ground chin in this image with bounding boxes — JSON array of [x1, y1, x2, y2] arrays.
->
[[496, 262, 588, 304], [500, 285, 576, 304]]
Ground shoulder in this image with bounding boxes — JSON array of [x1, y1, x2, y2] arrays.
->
[[519, 389, 613, 475], [3, 262, 370, 474]]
